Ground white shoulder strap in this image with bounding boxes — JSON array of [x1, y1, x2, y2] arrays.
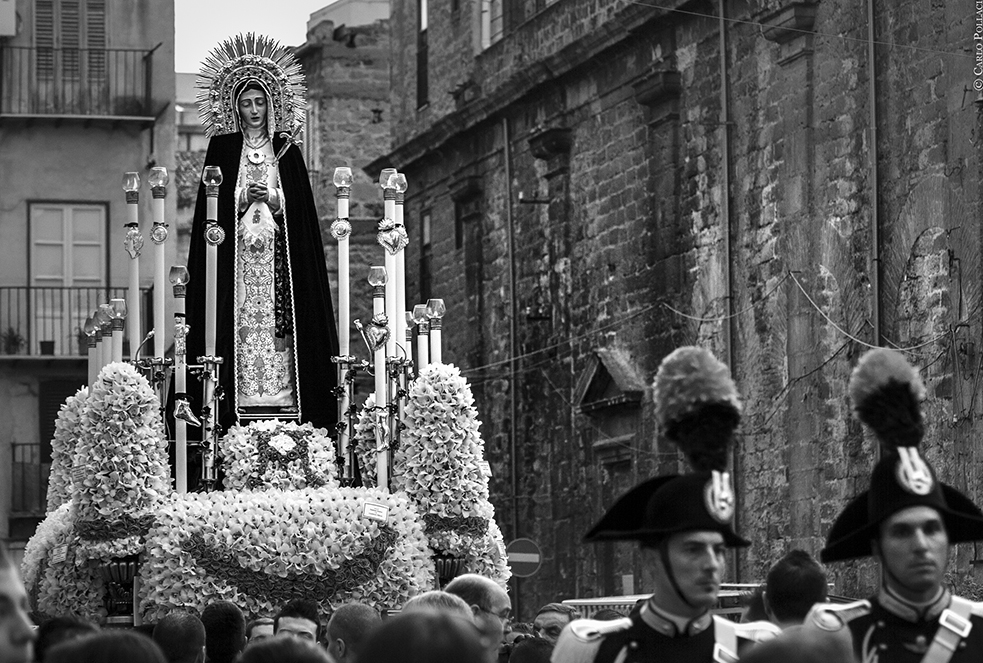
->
[[921, 596, 974, 663]]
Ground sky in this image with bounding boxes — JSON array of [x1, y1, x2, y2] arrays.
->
[[174, 0, 330, 73]]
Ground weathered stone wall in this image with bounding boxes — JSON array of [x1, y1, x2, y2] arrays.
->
[[385, 0, 983, 615]]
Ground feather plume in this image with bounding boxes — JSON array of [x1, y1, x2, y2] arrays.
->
[[653, 346, 741, 472], [848, 348, 925, 450]]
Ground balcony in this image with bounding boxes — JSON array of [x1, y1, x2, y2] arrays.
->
[[0, 286, 152, 358], [0, 45, 159, 122]]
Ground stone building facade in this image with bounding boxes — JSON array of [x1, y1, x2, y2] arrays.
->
[[375, 0, 983, 615]]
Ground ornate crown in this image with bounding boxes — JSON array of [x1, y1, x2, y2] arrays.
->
[[196, 33, 307, 139]]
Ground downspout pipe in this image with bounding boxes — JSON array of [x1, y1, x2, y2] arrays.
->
[[867, 0, 881, 346], [718, 0, 739, 583]]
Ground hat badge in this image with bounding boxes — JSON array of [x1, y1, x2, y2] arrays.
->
[[704, 470, 735, 524], [895, 447, 933, 496]]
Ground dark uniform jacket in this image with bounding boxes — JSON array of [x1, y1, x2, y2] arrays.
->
[[806, 587, 983, 663]]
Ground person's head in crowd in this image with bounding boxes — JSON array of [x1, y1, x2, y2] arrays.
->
[[444, 574, 512, 663], [44, 630, 167, 663], [508, 637, 553, 663], [590, 609, 625, 621], [237, 636, 333, 663], [34, 616, 98, 662], [325, 602, 381, 663], [740, 584, 768, 623], [153, 611, 206, 663], [246, 617, 275, 644], [764, 550, 828, 628], [359, 611, 487, 663], [738, 626, 856, 663], [532, 603, 578, 645], [402, 591, 474, 622], [274, 598, 321, 643], [201, 600, 246, 663], [0, 542, 35, 663]]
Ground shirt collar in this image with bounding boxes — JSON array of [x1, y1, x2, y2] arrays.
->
[[641, 597, 713, 637], [877, 584, 949, 622]]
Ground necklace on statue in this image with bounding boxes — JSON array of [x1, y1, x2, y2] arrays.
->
[[244, 131, 270, 164]]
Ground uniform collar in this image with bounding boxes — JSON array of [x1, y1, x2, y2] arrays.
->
[[641, 597, 713, 637], [877, 585, 949, 622]]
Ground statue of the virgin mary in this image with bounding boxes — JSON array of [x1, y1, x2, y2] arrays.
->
[[185, 34, 338, 433]]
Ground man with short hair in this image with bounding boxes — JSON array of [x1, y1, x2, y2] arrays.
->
[[245, 617, 274, 644], [762, 550, 827, 628], [324, 602, 381, 662], [153, 611, 206, 663], [402, 590, 474, 622], [533, 603, 579, 645], [445, 573, 513, 663], [274, 598, 321, 642], [0, 543, 35, 663], [201, 600, 246, 663], [806, 348, 983, 662], [551, 347, 781, 663]]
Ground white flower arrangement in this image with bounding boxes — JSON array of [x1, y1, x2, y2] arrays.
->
[[219, 420, 340, 491], [47, 386, 88, 514], [392, 363, 510, 584], [73, 362, 168, 562], [21, 502, 106, 621], [140, 487, 433, 621]]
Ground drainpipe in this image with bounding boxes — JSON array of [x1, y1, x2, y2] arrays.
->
[[503, 116, 521, 613], [867, 0, 881, 346], [718, 0, 740, 583]]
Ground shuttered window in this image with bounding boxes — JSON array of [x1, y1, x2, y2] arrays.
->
[[34, 0, 107, 81]]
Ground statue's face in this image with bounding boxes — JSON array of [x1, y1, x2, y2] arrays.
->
[[238, 88, 268, 130]]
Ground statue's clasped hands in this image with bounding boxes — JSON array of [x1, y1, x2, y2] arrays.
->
[[248, 182, 269, 203]]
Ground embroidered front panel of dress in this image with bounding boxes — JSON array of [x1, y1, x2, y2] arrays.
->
[[234, 139, 297, 414]]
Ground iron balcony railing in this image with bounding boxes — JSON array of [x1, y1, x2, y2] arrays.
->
[[0, 45, 158, 117], [0, 286, 152, 357]]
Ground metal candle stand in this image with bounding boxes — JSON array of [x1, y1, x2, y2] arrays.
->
[[190, 355, 224, 491]]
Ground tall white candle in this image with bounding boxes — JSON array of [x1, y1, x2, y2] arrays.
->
[[413, 304, 429, 370], [427, 299, 445, 365], [394, 175, 408, 361], [202, 167, 223, 357], [150, 167, 169, 359], [110, 298, 126, 363], [122, 172, 142, 359]]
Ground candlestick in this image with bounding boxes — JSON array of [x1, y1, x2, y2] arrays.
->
[[149, 167, 169, 359], [379, 168, 398, 361], [202, 166, 224, 356], [96, 304, 113, 369], [110, 299, 126, 363], [83, 315, 98, 387], [426, 298, 445, 365], [170, 265, 191, 494], [394, 173, 408, 361], [332, 167, 354, 480], [368, 266, 389, 491], [412, 304, 429, 369], [404, 311, 414, 368], [122, 172, 142, 360]]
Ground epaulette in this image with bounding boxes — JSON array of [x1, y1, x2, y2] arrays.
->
[[807, 600, 872, 632], [729, 619, 782, 642], [569, 617, 634, 643]]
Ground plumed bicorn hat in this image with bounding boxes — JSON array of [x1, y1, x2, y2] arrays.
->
[[585, 346, 749, 548], [820, 348, 983, 563]]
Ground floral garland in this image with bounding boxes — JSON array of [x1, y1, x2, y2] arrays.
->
[[353, 394, 380, 488], [47, 386, 88, 514], [392, 363, 509, 584], [73, 362, 169, 562], [21, 503, 106, 622], [219, 420, 339, 491], [183, 526, 397, 607], [140, 486, 434, 621]]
